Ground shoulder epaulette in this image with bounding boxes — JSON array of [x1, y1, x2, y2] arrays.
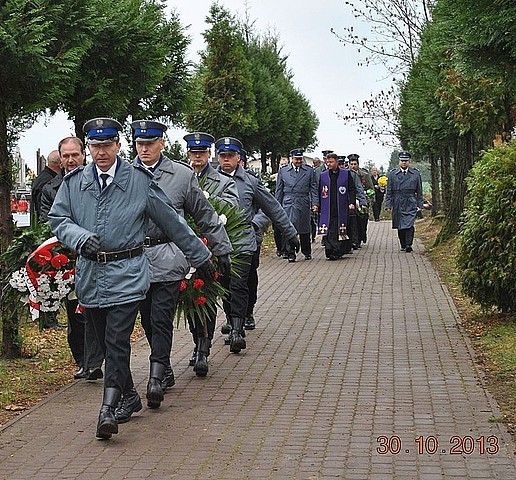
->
[[63, 165, 84, 179]]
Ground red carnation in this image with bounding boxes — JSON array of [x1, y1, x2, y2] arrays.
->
[[179, 280, 187, 292], [194, 296, 207, 305], [201, 237, 208, 246], [51, 254, 69, 269], [193, 278, 205, 289]]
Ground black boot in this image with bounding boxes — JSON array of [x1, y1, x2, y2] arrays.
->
[[189, 346, 197, 367], [193, 337, 210, 377], [230, 317, 246, 353], [147, 362, 166, 409], [114, 388, 142, 424], [96, 387, 120, 440], [220, 317, 232, 335], [161, 365, 175, 393]]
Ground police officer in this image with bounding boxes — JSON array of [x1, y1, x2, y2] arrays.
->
[[275, 148, 319, 261], [113, 121, 232, 419], [49, 118, 215, 440], [186, 131, 238, 376], [385, 151, 424, 252], [215, 137, 299, 353]]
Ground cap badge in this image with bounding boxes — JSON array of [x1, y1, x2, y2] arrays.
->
[[95, 119, 104, 127]]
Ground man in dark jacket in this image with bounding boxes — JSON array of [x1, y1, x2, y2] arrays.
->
[[31, 150, 61, 219], [41, 137, 104, 381], [384, 151, 424, 252]]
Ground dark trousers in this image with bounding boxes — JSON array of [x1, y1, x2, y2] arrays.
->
[[348, 213, 359, 247], [273, 226, 285, 255], [247, 248, 261, 317], [299, 233, 311, 256], [139, 281, 180, 369], [357, 214, 368, 243], [398, 227, 415, 248], [372, 196, 383, 221], [66, 298, 104, 369], [222, 253, 253, 319], [65, 298, 85, 367], [83, 306, 104, 370], [188, 311, 216, 347], [86, 301, 140, 393]]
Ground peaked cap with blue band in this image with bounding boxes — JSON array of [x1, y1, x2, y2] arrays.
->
[[347, 153, 360, 161], [215, 136, 243, 153], [321, 149, 334, 157], [399, 151, 411, 160], [183, 132, 214, 151], [83, 118, 123, 144], [131, 120, 167, 142], [290, 148, 304, 158]]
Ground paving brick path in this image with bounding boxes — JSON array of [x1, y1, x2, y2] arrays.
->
[[0, 221, 514, 479]]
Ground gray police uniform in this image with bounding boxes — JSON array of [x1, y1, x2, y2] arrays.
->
[[139, 154, 232, 379]]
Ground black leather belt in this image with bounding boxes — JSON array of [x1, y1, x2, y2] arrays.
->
[[84, 246, 144, 264], [143, 237, 169, 247]]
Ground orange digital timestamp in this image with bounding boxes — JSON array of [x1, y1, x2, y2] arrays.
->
[[376, 435, 500, 455]]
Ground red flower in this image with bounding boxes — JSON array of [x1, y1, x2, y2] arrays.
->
[[51, 254, 69, 269], [194, 296, 207, 305], [201, 237, 208, 246], [33, 250, 52, 265], [63, 269, 75, 280], [193, 278, 205, 289], [361, 179, 366, 185], [179, 280, 187, 292], [214, 271, 219, 281]]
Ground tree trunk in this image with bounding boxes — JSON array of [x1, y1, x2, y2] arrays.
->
[[440, 145, 452, 213], [429, 153, 440, 216], [0, 106, 21, 358], [260, 148, 268, 174], [437, 133, 473, 243]]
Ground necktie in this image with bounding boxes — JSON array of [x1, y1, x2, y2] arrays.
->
[[403, 170, 407, 175], [100, 173, 110, 190]]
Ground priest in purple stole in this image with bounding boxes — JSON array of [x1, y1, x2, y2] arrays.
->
[[317, 153, 357, 260]]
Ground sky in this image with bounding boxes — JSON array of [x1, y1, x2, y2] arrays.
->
[[17, 0, 396, 170]]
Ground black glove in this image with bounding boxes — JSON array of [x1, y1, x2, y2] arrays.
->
[[81, 234, 101, 257], [195, 259, 216, 281], [216, 254, 231, 278], [287, 235, 300, 253]]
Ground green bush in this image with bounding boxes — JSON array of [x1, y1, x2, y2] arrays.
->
[[457, 141, 516, 312]]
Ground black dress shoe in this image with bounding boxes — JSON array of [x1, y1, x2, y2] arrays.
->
[[244, 316, 256, 330], [304, 254, 312, 260], [188, 348, 197, 367], [400, 247, 406, 252], [161, 366, 175, 392], [405, 246, 413, 253], [74, 367, 86, 379], [85, 367, 103, 381], [114, 389, 142, 424], [288, 255, 296, 263]]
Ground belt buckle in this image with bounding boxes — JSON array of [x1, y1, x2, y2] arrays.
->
[[97, 252, 108, 264], [144, 237, 151, 247]]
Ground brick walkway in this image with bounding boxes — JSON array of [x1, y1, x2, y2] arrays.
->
[[0, 221, 514, 479]]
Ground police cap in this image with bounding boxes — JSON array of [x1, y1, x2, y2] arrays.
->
[[337, 155, 347, 164], [347, 153, 360, 162], [322, 149, 334, 158], [399, 151, 411, 160], [183, 132, 214, 151], [83, 118, 122, 145], [215, 137, 243, 153], [131, 120, 167, 142], [290, 148, 304, 158]]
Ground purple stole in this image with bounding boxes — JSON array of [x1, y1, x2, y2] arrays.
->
[[318, 169, 349, 240]]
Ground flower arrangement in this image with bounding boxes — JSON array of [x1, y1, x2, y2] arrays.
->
[[8, 236, 76, 320], [378, 176, 388, 188], [174, 183, 248, 327]]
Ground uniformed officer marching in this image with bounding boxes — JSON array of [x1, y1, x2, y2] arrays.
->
[[49, 118, 215, 440], [215, 137, 299, 353], [385, 151, 424, 252]]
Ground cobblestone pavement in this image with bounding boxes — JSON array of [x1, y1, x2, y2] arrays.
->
[[0, 221, 514, 479]]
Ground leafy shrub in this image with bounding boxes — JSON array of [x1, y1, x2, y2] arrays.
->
[[457, 141, 516, 312]]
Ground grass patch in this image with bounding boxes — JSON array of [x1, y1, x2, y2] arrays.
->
[[418, 216, 515, 437], [0, 314, 144, 428]]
